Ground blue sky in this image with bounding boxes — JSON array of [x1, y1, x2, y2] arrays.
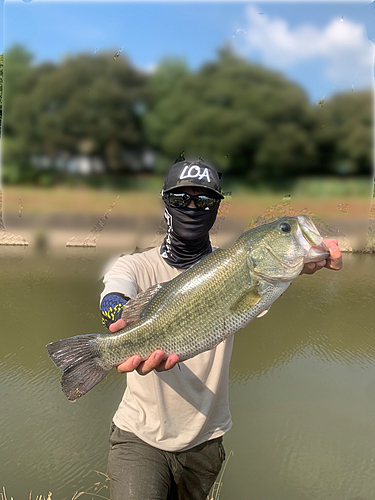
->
[[1, 1, 374, 102]]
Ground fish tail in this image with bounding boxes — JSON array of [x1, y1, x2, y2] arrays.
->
[[45, 334, 111, 402]]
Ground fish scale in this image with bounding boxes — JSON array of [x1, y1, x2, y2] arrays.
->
[[100, 245, 257, 362], [46, 215, 329, 401], [106, 246, 283, 362]]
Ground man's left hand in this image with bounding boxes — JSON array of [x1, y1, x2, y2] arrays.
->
[[301, 239, 342, 275], [109, 319, 180, 375]]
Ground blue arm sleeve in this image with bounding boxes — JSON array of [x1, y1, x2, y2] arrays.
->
[[100, 292, 130, 329]]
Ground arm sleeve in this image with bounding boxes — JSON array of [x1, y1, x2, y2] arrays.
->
[[100, 292, 130, 329]]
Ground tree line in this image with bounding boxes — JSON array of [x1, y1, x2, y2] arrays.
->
[[0, 45, 372, 186]]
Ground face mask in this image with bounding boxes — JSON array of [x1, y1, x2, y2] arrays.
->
[[160, 203, 219, 269], [166, 205, 218, 240]]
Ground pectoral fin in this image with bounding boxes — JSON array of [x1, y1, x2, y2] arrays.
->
[[230, 285, 261, 314]]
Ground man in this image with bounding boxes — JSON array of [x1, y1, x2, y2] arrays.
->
[[100, 159, 342, 500]]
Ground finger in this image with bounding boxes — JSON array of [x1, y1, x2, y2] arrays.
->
[[315, 259, 327, 271], [155, 355, 179, 372], [116, 355, 142, 373], [137, 350, 165, 376], [324, 242, 342, 271], [323, 239, 338, 247], [302, 262, 317, 275], [109, 319, 127, 333]]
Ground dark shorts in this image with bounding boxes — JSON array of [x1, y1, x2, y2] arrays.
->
[[107, 423, 226, 500]]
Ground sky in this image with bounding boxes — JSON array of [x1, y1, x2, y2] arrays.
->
[[0, 1, 374, 102]]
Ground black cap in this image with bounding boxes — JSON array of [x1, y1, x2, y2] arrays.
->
[[162, 160, 224, 199]]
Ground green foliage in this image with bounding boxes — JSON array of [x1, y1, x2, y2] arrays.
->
[[313, 90, 372, 176], [0, 52, 3, 125], [144, 47, 318, 183], [1, 45, 33, 132], [4, 50, 149, 173], [0, 43, 372, 186]]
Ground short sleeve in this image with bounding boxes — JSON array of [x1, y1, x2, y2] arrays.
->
[[100, 255, 141, 306]]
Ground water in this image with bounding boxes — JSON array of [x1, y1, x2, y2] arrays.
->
[[1, 250, 375, 500]]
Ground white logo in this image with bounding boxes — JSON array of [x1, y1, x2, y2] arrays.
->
[[180, 165, 211, 183], [161, 208, 173, 259]]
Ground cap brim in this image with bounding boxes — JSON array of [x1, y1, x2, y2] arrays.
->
[[164, 184, 224, 199]]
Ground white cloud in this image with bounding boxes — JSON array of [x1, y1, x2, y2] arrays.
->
[[238, 6, 373, 88]]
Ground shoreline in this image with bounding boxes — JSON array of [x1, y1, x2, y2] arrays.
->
[[0, 228, 373, 254]]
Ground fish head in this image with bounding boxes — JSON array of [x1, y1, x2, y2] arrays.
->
[[244, 215, 329, 282]]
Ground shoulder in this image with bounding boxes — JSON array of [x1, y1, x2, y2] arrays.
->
[[107, 247, 181, 282], [112, 246, 161, 267], [101, 248, 168, 301]]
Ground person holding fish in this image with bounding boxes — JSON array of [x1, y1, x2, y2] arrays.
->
[[98, 159, 342, 500], [46, 159, 342, 500]]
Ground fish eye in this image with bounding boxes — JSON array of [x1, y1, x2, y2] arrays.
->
[[280, 222, 291, 233]]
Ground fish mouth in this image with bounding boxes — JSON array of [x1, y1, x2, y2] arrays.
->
[[296, 215, 329, 263]]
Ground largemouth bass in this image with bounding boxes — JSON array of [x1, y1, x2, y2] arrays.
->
[[46, 215, 329, 402]]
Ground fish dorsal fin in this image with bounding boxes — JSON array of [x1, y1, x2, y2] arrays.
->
[[121, 283, 164, 324], [230, 285, 261, 314]]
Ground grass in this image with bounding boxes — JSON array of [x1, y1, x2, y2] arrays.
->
[[1, 451, 234, 500], [2, 184, 370, 220], [209, 450, 234, 500], [1, 472, 110, 500]]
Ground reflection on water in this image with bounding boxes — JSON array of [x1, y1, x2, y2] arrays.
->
[[1, 251, 375, 499], [226, 253, 375, 500], [230, 253, 375, 382]]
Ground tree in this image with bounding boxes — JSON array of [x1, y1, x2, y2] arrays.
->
[[0, 53, 3, 126], [2, 43, 371, 185], [144, 57, 190, 161], [6, 49, 149, 173], [313, 91, 372, 176], [2, 45, 34, 132], [144, 46, 317, 183]]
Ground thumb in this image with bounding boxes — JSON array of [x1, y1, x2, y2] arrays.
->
[[109, 318, 127, 333]]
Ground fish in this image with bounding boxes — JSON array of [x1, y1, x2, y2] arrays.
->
[[46, 215, 329, 402]]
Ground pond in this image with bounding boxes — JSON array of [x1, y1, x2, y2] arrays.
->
[[1, 249, 375, 500]]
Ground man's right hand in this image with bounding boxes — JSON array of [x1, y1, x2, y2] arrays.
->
[[109, 319, 180, 375]]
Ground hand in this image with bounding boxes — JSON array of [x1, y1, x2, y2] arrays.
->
[[301, 239, 342, 275], [109, 319, 180, 375]]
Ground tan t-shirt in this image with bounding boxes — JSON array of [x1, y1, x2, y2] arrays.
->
[[101, 247, 233, 452]]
